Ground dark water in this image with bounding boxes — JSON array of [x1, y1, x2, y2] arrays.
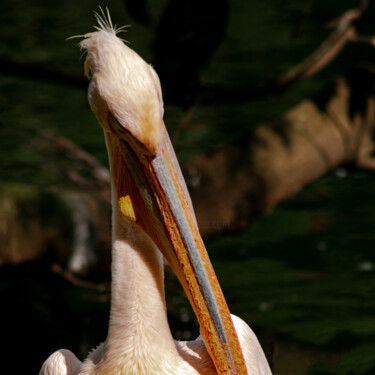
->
[[208, 168, 375, 374]]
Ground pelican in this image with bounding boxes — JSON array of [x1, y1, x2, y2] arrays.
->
[[39, 9, 272, 375]]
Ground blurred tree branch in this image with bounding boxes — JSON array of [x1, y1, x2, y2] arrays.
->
[[277, 0, 371, 87], [33, 130, 111, 204], [203, 0, 375, 104], [188, 77, 375, 237]]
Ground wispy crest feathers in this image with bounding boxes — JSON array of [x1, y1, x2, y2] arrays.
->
[[93, 6, 130, 38], [67, 6, 130, 43]]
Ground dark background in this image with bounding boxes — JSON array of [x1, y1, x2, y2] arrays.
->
[[1, 1, 375, 374]]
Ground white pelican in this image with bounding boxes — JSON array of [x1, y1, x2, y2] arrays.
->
[[39, 9, 272, 375]]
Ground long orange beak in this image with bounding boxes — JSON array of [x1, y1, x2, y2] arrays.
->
[[109, 117, 248, 375]]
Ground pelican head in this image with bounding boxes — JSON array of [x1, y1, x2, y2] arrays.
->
[[78, 10, 247, 375], [80, 26, 163, 155]]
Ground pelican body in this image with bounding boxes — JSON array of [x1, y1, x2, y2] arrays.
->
[[39, 10, 272, 375]]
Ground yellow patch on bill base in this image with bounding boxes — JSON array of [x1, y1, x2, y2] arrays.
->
[[119, 195, 136, 221]]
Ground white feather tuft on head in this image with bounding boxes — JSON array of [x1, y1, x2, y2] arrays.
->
[[79, 9, 164, 155]]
